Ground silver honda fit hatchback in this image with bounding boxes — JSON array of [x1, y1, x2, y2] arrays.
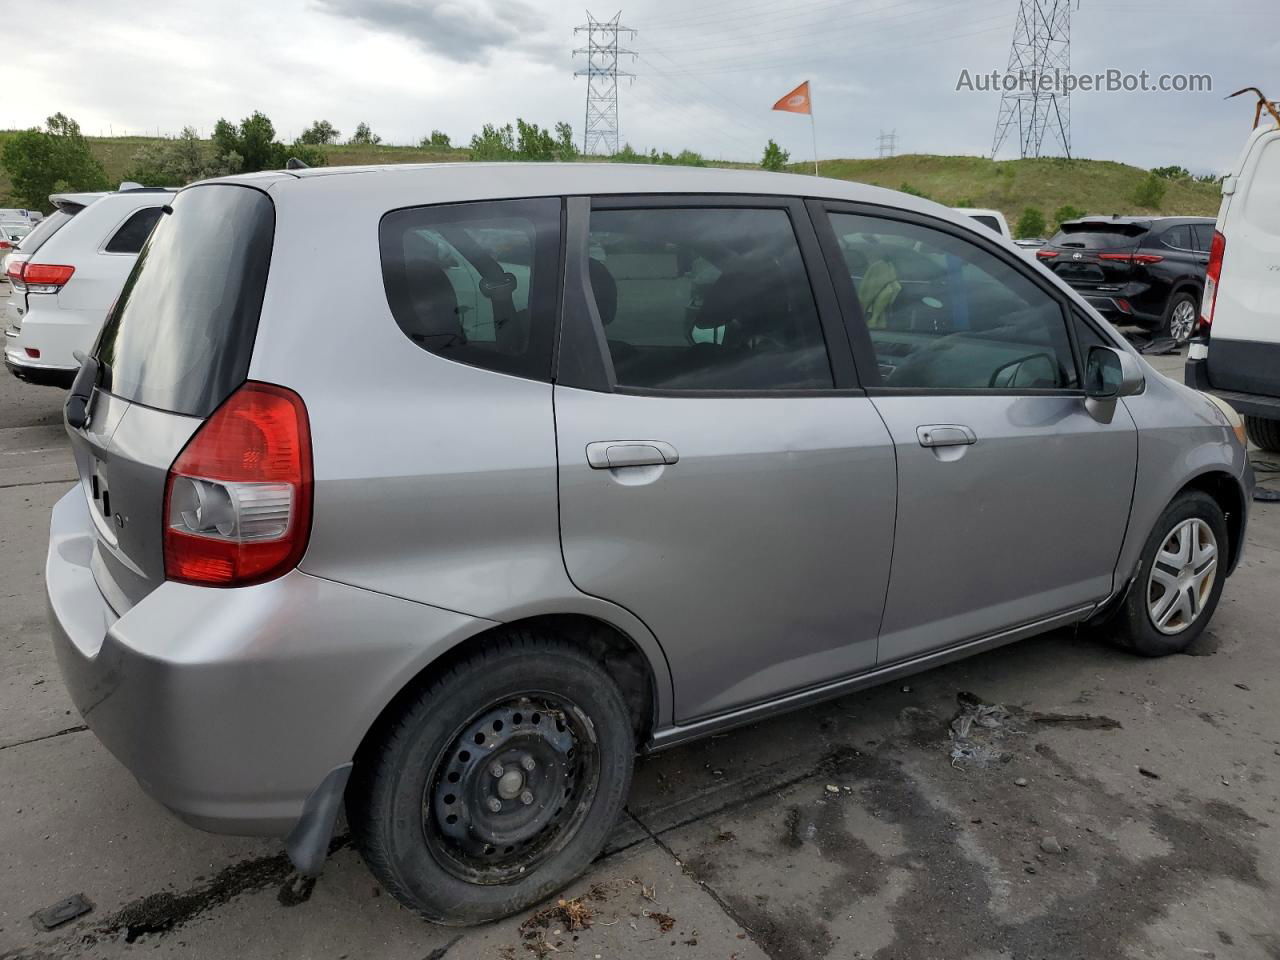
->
[[47, 163, 1252, 924]]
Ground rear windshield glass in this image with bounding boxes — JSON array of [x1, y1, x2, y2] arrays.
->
[[16, 210, 72, 253], [1050, 222, 1148, 249], [95, 184, 273, 417]]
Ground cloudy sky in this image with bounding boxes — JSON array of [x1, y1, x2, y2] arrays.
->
[[8, 0, 1279, 174]]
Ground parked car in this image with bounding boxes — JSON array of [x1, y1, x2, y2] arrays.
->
[[953, 207, 1011, 238], [4, 183, 171, 387], [1035, 215, 1215, 342], [47, 165, 1252, 925], [1185, 122, 1280, 451]]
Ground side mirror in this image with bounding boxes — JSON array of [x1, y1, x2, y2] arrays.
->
[[1085, 345, 1144, 400]]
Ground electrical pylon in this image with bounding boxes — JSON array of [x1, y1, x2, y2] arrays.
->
[[991, 0, 1075, 158], [573, 11, 637, 156]]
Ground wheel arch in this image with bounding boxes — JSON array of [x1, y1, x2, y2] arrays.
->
[[1177, 469, 1247, 575], [351, 612, 669, 775]]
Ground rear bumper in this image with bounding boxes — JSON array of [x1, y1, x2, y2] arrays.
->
[[46, 487, 489, 840], [1080, 293, 1160, 328], [1185, 350, 1280, 420], [4, 352, 76, 388]]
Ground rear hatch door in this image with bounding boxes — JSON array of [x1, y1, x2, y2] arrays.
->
[[66, 183, 275, 612], [4, 206, 78, 334], [1043, 220, 1149, 291]]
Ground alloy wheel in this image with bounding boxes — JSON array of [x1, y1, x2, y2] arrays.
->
[[1169, 299, 1197, 342], [1146, 517, 1218, 635]]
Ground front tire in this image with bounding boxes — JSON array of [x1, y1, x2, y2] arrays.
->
[[1111, 490, 1227, 656], [349, 634, 635, 925], [1244, 415, 1280, 453]]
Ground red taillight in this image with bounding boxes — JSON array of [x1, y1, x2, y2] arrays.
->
[[1132, 254, 1163, 265], [1036, 250, 1059, 260], [0, 240, 11, 250], [24, 347, 41, 358], [22, 263, 75, 293], [1097, 252, 1163, 265], [1201, 230, 1225, 330], [6, 260, 27, 286], [163, 382, 313, 587]]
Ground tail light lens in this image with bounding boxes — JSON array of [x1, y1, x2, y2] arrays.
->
[[6, 260, 28, 289], [163, 382, 312, 587], [1036, 250, 1059, 260], [1200, 230, 1225, 331], [23, 263, 75, 294], [1098, 253, 1163, 264]]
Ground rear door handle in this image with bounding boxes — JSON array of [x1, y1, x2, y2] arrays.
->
[[586, 441, 680, 469], [916, 424, 977, 448]]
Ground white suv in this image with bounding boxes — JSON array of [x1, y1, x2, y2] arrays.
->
[[1185, 119, 1280, 451], [4, 183, 172, 387]]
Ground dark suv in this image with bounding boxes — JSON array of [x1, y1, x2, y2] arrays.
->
[[1036, 216, 1214, 342]]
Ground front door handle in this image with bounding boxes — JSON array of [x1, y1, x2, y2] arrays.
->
[[586, 440, 680, 469], [916, 424, 977, 448]]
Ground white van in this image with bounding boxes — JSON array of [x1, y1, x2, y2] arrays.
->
[[1185, 122, 1280, 451]]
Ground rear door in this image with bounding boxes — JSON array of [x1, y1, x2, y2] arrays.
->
[[553, 196, 897, 722], [1208, 131, 1280, 396], [67, 184, 274, 612], [813, 202, 1137, 663]]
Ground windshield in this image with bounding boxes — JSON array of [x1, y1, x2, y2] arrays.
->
[[1050, 223, 1148, 250], [95, 184, 274, 417]]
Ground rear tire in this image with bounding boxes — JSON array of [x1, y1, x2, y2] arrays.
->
[[1110, 490, 1227, 657], [1244, 415, 1280, 453], [1161, 291, 1199, 343], [349, 634, 635, 925]]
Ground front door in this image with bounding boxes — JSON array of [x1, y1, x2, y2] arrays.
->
[[554, 197, 897, 722], [815, 204, 1138, 663]]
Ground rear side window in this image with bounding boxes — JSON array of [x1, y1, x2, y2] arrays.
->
[[95, 185, 274, 417], [15, 209, 72, 253], [380, 198, 560, 381], [586, 207, 833, 391], [104, 206, 165, 254], [1190, 223, 1215, 251], [970, 215, 1002, 234], [1161, 224, 1192, 250]]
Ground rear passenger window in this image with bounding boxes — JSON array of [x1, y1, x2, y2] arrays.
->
[[380, 198, 560, 381], [1161, 225, 1192, 250], [828, 212, 1077, 390], [1190, 223, 1215, 252], [105, 206, 164, 254], [586, 207, 832, 390]]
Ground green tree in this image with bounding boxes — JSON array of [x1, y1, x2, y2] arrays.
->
[[1015, 206, 1047, 239], [1053, 204, 1086, 226], [210, 112, 324, 173], [420, 130, 451, 149], [348, 122, 381, 145], [1, 113, 109, 210], [125, 126, 230, 186], [760, 139, 790, 172], [297, 120, 340, 145], [468, 123, 516, 160], [1151, 164, 1191, 181], [1131, 173, 1167, 209], [554, 122, 578, 161]]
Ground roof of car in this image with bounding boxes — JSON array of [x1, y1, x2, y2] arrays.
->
[[197, 161, 951, 218]]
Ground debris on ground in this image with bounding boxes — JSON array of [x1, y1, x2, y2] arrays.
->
[[1014, 777, 1029, 787], [521, 896, 595, 934], [643, 909, 676, 933], [1138, 767, 1161, 780], [31, 893, 93, 931], [949, 692, 1017, 766], [1040, 836, 1064, 855], [1027, 712, 1123, 730], [825, 784, 840, 795]]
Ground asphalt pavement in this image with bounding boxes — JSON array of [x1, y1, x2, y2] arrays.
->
[[1, 338, 1277, 960]]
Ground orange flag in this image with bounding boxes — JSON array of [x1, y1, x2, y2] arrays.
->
[[772, 81, 812, 115]]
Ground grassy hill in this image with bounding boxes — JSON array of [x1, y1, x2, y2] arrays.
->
[[0, 134, 1222, 229]]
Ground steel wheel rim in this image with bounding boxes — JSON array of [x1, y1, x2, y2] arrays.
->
[[1170, 300, 1197, 342], [422, 693, 601, 885], [1147, 517, 1217, 635]]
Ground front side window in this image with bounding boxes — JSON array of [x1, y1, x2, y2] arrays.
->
[[380, 198, 560, 381], [586, 207, 832, 391], [828, 212, 1077, 390], [104, 205, 165, 254]]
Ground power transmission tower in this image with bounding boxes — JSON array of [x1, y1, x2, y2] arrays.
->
[[573, 11, 637, 156], [877, 130, 897, 158], [991, 0, 1075, 158]]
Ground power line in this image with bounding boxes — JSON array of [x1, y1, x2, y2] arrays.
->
[[574, 11, 637, 155]]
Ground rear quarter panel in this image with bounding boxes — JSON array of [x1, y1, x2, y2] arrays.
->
[[245, 179, 676, 726]]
